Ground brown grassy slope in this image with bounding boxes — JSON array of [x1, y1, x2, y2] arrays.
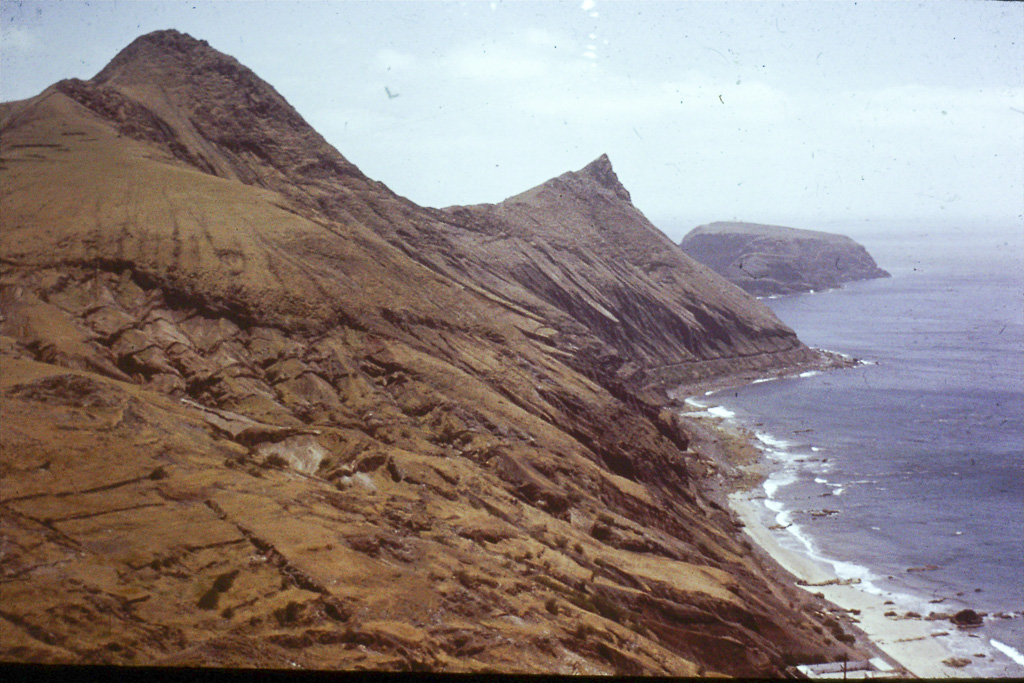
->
[[1, 29, 864, 674], [16, 29, 817, 392], [0, 80, 480, 334]]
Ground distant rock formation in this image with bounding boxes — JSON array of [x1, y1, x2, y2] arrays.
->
[[679, 222, 890, 296]]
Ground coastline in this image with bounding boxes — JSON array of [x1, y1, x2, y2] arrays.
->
[[728, 490, 976, 679], [679, 374, 987, 679], [666, 347, 858, 404]]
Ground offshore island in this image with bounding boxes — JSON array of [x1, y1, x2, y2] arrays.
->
[[680, 221, 890, 297], [0, 30, 970, 677]]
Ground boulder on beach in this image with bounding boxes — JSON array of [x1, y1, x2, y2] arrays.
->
[[950, 609, 984, 628]]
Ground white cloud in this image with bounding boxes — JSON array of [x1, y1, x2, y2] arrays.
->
[[375, 49, 416, 72], [833, 84, 1024, 130], [516, 71, 791, 128], [439, 31, 581, 82], [446, 47, 551, 81], [1, 25, 38, 53], [523, 28, 563, 47]]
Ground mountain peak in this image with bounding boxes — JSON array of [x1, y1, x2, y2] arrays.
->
[[582, 153, 613, 175], [73, 30, 368, 200], [122, 28, 206, 50], [93, 29, 219, 85], [575, 153, 631, 202]]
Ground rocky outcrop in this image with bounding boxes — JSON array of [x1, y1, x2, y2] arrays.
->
[[436, 157, 819, 391], [1, 30, 863, 675], [679, 222, 890, 297]]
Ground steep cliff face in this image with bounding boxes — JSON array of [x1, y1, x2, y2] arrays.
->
[[1, 30, 862, 675], [435, 157, 819, 391], [680, 222, 890, 297]]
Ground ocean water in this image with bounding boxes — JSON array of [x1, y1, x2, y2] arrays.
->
[[700, 224, 1024, 675]]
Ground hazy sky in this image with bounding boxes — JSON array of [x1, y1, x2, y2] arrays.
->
[[2, 0, 1022, 240]]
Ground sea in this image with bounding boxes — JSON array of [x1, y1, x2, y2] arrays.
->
[[689, 221, 1024, 676]]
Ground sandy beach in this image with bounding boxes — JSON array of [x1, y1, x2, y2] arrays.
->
[[729, 491, 981, 678], [677, 395, 1000, 679]]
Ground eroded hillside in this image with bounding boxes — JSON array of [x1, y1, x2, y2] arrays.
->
[[2, 30, 864, 674]]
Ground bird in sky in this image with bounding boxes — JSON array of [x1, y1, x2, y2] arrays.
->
[[385, 86, 400, 100]]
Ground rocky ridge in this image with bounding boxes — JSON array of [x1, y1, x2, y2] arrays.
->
[[437, 157, 819, 391], [2, 30, 866, 674], [680, 221, 890, 297]]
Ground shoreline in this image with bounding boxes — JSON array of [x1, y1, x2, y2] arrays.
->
[[666, 347, 858, 405], [728, 490, 977, 678], [679, 384, 992, 679]]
